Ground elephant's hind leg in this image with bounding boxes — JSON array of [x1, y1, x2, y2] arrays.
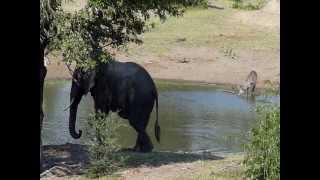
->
[[136, 131, 153, 153], [129, 111, 153, 153]]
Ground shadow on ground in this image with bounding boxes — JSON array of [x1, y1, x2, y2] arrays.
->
[[118, 150, 224, 168], [41, 143, 224, 178], [42, 143, 89, 177]]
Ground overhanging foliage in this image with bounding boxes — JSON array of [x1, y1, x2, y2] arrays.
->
[[41, 0, 207, 70]]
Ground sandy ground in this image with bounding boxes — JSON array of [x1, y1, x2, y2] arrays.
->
[[46, 0, 280, 89]]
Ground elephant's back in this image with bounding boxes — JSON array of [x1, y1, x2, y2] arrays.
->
[[123, 62, 157, 91], [107, 61, 157, 93]]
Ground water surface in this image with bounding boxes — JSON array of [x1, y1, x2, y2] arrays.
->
[[43, 80, 279, 153]]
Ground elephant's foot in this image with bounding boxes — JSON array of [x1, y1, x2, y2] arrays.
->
[[120, 147, 138, 152], [139, 144, 153, 153], [137, 139, 153, 153], [135, 132, 153, 153], [120, 144, 153, 153], [128, 144, 141, 152]]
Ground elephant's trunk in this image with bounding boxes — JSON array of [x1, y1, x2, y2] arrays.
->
[[69, 83, 83, 139]]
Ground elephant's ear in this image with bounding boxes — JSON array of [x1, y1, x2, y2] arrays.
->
[[83, 70, 96, 95]]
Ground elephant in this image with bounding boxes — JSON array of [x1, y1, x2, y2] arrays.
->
[[68, 60, 160, 153]]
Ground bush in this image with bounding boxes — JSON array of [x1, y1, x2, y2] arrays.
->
[[85, 112, 128, 178], [231, 0, 267, 10], [244, 105, 280, 180], [186, 0, 209, 8]]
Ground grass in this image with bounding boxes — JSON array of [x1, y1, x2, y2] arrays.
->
[[121, 3, 278, 58]]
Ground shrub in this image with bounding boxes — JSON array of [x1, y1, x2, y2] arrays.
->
[[231, 0, 267, 10], [244, 105, 280, 180], [232, 0, 243, 9], [186, 0, 209, 8], [85, 112, 128, 178]]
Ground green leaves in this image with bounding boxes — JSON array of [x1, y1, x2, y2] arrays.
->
[[231, 0, 267, 10], [42, 0, 207, 72], [40, 0, 62, 46], [85, 112, 128, 177], [244, 105, 280, 180]]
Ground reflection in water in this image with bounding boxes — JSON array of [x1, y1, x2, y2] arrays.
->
[[43, 80, 279, 153]]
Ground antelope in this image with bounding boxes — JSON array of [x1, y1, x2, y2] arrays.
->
[[238, 71, 258, 97]]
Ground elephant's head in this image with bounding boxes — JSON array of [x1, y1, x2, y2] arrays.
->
[[68, 67, 96, 139]]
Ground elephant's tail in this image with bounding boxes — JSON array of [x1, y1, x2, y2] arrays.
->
[[155, 93, 160, 143]]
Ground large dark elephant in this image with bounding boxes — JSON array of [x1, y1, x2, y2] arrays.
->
[[68, 60, 160, 152]]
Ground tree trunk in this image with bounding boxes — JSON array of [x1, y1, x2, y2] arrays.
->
[[40, 46, 47, 173]]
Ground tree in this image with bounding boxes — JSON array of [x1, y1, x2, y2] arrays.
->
[[40, 0, 207, 172], [40, 0, 61, 172]]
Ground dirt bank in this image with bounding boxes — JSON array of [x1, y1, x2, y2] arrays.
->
[[46, 46, 279, 89]]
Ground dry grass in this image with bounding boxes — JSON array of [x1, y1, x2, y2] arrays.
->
[[120, 0, 279, 58]]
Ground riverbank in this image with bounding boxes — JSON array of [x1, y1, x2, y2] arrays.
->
[[45, 0, 280, 89], [40, 143, 244, 180]]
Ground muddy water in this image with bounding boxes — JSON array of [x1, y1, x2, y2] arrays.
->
[[42, 80, 279, 153]]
